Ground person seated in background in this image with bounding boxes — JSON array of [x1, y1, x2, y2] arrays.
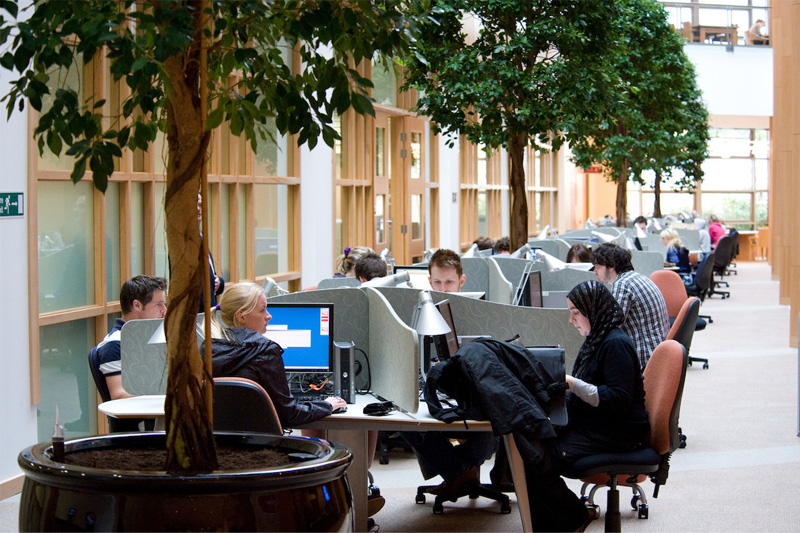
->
[[707, 214, 727, 249], [208, 282, 346, 427], [660, 228, 691, 274], [401, 249, 497, 499], [473, 235, 495, 251], [492, 236, 511, 255], [749, 19, 769, 44], [524, 280, 649, 532], [95, 275, 168, 400], [593, 243, 670, 369], [354, 252, 389, 282], [566, 243, 593, 264], [428, 248, 467, 292], [693, 218, 712, 260], [333, 246, 374, 278], [632, 215, 648, 233]]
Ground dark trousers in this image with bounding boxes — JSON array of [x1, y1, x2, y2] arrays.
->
[[400, 431, 496, 483]]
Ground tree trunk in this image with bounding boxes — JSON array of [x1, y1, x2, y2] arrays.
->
[[653, 170, 662, 218], [508, 132, 528, 251], [161, 10, 217, 474], [615, 159, 629, 227]]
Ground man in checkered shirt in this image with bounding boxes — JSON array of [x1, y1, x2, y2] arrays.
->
[[592, 243, 670, 369]]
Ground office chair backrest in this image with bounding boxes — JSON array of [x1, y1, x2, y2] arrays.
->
[[666, 297, 701, 355], [692, 252, 716, 299], [642, 340, 688, 454], [650, 270, 688, 318], [212, 377, 283, 434], [713, 236, 734, 270], [88, 346, 112, 403]]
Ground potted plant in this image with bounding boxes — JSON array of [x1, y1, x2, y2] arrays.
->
[[1, 0, 416, 528]]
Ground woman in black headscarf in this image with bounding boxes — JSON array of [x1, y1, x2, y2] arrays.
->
[[525, 280, 649, 532]]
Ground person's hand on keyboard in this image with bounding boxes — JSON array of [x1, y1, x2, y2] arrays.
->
[[325, 396, 347, 413]]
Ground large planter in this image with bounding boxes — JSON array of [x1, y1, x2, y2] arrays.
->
[[18, 432, 353, 532]]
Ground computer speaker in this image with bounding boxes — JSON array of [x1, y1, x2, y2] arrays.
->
[[334, 341, 355, 404]]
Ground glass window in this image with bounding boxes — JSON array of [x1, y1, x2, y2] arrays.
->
[[700, 159, 753, 190], [411, 194, 422, 240], [376, 127, 385, 177], [410, 132, 422, 180], [154, 183, 168, 279], [754, 159, 769, 190], [372, 54, 397, 107], [478, 191, 487, 237], [219, 184, 231, 281], [707, 129, 752, 158], [335, 185, 343, 256], [702, 192, 752, 222], [755, 192, 768, 226], [238, 184, 247, 279], [254, 184, 290, 276], [38, 319, 97, 440], [38, 181, 96, 313], [375, 194, 385, 244], [38, 65, 82, 172], [333, 115, 342, 181], [477, 145, 487, 187], [254, 117, 287, 177], [131, 182, 145, 276], [641, 192, 695, 217], [105, 182, 121, 301]]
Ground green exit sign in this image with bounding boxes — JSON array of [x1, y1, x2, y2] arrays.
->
[[0, 193, 24, 217]]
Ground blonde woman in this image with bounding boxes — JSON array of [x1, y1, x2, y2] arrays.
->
[[660, 228, 690, 273], [334, 246, 374, 277], [207, 282, 346, 427]]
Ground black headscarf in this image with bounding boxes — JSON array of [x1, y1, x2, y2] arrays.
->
[[567, 280, 624, 379]]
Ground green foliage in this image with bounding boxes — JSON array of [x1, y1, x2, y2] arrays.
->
[[0, 0, 418, 191], [569, 0, 709, 192], [404, 0, 618, 151]]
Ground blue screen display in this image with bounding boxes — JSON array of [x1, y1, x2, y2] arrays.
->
[[264, 303, 334, 371]]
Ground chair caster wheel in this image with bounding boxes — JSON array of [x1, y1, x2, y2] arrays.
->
[[703, 362, 709, 369], [415, 493, 426, 504], [379, 457, 388, 465], [501, 501, 511, 514], [433, 501, 444, 514], [630, 495, 640, 510], [638, 504, 649, 519]]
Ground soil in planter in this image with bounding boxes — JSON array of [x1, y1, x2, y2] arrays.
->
[[64, 444, 293, 471]]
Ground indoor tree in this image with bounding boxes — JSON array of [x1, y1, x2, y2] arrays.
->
[[569, 0, 709, 225], [402, 0, 618, 250], [0, 0, 417, 473]]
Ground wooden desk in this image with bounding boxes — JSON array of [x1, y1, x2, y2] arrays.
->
[[693, 25, 737, 44], [100, 394, 532, 532]]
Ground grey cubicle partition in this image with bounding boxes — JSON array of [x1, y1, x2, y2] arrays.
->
[[527, 239, 567, 260], [446, 294, 583, 372], [460, 257, 489, 294], [365, 288, 419, 414], [121, 319, 169, 395], [676, 228, 701, 251], [541, 268, 596, 292], [636, 234, 667, 255], [317, 277, 361, 290], [630, 250, 665, 277], [487, 258, 514, 304], [492, 256, 534, 293]]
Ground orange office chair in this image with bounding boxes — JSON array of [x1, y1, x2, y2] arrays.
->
[[667, 297, 707, 369], [212, 377, 283, 434], [566, 340, 688, 531], [649, 270, 689, 319]]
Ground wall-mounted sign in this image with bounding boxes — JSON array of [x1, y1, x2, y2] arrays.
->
[[0, 193, 24, 217]]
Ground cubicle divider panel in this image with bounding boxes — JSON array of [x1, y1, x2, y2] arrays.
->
[[631, 250, 665, 278], [541, 268, 596, 292], [676, 228, 701, 251], [638, 234, 667, 256], [365, 288, 419, 414], [317, 277, 362, 290], [372, 286, 421, 327], [460, 257, 490, 294], [447, 296, 582, 371], [527, 239, 565, 260], [493, 256, 535, 297], [487, 258, 514, 305], [121, 319, 169, 396]]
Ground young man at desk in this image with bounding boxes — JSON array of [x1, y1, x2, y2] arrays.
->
[[400, 249, 496, 499], [94, 275, 168, 399]]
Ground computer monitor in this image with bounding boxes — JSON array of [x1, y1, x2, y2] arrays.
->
[[393, 265, 432, 290], [518, 270, 544, 307], [264, 303, 334, 372]]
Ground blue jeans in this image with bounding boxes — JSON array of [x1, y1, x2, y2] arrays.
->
[[400, 431, 497, 483]]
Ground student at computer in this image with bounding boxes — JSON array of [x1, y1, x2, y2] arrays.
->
[[333, 246, 375, 277], [566, 243, 593, 264], [401, 249, 496, 499], [660, 228, 691, 274], [354, 252, 388, 282], [94, 275, 168, 400], [524, 280, 648, 532], [207, 282, 346, 427]]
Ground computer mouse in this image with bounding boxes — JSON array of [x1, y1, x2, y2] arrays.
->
[[332, 405, 347, 414]]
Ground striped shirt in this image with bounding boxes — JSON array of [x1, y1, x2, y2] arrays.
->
[[611, 271, 670, 369]]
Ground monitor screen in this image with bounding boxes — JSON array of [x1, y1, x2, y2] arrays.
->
[[519, 270, 543, 307], [435, 299, 459, 359], [393, 265, 432, 290], [265, 303, 334, 372]]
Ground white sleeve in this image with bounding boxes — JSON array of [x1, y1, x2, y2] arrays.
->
[[571, 377, 599, 407]]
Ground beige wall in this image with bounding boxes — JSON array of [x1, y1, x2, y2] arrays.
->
[[771, 1, 798, 347], [586, 172, 619, 223]]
